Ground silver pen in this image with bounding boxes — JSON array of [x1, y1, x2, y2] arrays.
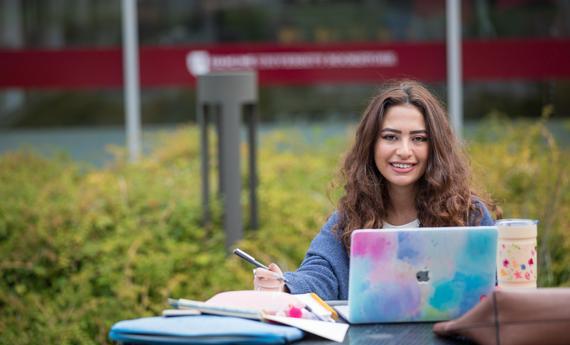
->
[[233, 248, 289, 283]]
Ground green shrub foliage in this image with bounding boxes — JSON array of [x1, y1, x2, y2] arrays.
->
[[1, 119, 569, 344]]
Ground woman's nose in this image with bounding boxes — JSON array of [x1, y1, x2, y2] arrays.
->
[[396, 140, 412, 158]]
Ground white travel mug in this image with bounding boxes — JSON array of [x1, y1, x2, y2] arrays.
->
[[496, 219, 538, 288]]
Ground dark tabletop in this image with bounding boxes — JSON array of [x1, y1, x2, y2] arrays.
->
[[297, 322, 472, 345]]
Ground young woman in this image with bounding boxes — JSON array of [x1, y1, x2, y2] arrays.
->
[[253, 80, 499, 300]]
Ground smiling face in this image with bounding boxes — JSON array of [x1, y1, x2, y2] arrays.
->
[[374, 104, 430, 192]]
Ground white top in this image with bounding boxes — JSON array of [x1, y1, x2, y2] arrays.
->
[[383, 219, 420, 229]]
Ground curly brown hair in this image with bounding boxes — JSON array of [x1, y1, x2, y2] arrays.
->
[[335, 80, 499, 251]]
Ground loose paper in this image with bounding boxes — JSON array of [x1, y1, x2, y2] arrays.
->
[[262, 314, 349, 343]]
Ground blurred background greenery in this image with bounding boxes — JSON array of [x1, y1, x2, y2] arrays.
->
[[1, 114, 569, 344]]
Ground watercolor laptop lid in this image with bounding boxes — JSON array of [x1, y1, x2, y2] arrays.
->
[[347, 226, 497, 324]]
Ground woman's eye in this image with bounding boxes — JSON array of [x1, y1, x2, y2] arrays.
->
[[382, 135, 398, 141], [412, 136, 428, 143]]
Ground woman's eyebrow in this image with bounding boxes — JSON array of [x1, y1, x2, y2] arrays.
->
[[380, 128, 427, 134], [380, 128, 401, 134]]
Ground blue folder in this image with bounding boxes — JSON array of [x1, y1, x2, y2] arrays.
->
[[108, 315, 304, 344]]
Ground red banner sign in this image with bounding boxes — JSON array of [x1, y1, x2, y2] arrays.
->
[[0, 39, 568, 89]]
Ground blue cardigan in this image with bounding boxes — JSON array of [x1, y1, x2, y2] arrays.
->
[[283, 202, 494, 300]]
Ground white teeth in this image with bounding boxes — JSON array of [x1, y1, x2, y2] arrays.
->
[[392, 163, 412, 169]]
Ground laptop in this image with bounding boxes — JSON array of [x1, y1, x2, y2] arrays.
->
[[343, 226, 497, 324]]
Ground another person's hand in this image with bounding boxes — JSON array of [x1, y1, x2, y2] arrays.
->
[[253, 263, 285, 292]]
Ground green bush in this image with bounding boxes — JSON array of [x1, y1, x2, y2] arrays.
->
[[0, 118, 569, 344]]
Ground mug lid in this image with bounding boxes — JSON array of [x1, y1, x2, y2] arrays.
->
[[495, 218, 538, 226]]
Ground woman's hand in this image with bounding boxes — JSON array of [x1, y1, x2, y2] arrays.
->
[[253, 263, 286, 292]]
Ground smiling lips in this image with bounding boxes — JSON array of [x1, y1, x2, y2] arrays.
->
[[390, 162, 416, 173]]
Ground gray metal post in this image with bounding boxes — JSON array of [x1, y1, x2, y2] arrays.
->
[[121, 0, 142, 162], [446, 0, 463, 139], [197, 72, 258, 250], [219, 101, 242, 246], [197, 104, 210, 225], [215, 105, 224, 198], [0, 0, 24, 124], [246, 105, 258, 229]]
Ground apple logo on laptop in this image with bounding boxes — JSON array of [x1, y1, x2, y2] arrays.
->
[[416, 269, 430, 283]]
